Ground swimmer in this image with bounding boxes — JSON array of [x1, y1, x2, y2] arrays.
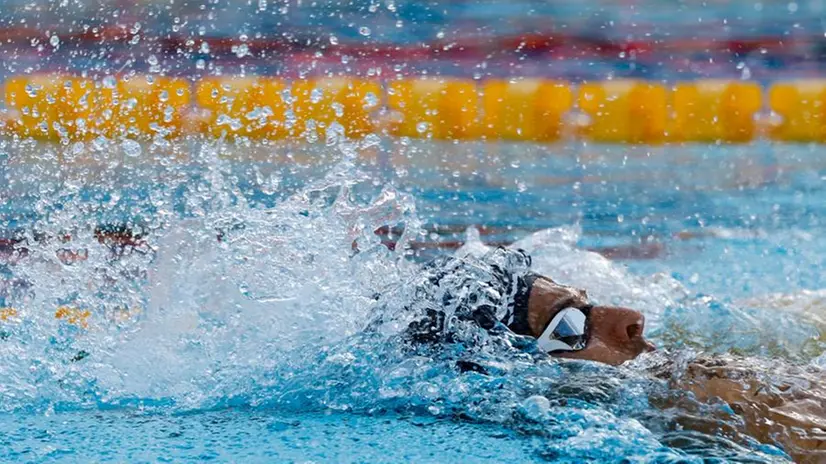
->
[[382, 246, 654, 365], [380, 246, 824, 462]]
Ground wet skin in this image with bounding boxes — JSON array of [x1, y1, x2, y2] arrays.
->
[[524, 276, 825, 460], [526, 276, 655, 365]]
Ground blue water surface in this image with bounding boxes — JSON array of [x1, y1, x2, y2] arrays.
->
[[0, 141, 823, 463]]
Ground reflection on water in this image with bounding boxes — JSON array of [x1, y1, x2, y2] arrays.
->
[[0, 140, 824, 461]]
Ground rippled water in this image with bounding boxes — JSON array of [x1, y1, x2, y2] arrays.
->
[[0, 140, 824, 462]]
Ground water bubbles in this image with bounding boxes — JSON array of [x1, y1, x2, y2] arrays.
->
[[245, 106, 273, 121], [71, 141, 85, 156], [283, 109, 297, 130], [49, 35, 60, 48], [304, 119, 319, 143], [329, 35, 339, 45], [325, 121, 345, 146], [363, 92, 378, 108], [163, 105, 175, 123], [200, 42, 210, 54], [259, 173, 280, 195], [332, 102, 344, 118], [121, 139, 142, 157], [233, 44, 250, 58], [416, 122, 430, 134], [24, 84, 40, 97], [358, 26, 371, 37], [102, 75, 117, 89], [520, 396, 550, 422], [216, 114, 243, 131], [147, 55, 159, 66], [361, 133, 381, 149], [310, 88, 324, 104]]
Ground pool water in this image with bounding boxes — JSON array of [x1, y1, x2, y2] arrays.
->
[[0, 139, 824, 462]]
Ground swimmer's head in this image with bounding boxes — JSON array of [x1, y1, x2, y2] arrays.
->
[[510, 274, 655, 365]]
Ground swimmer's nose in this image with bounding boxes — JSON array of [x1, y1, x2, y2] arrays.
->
[[591, 306, 654, 355]]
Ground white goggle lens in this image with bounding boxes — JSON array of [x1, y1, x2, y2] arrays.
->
[[536, 307, 588, 353]]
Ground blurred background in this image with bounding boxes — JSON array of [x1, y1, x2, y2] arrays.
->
[[2, 0, 826, 81]]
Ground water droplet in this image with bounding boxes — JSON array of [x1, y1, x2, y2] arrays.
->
[[361, 133, 381, 149], [325, 122, 345, 146], [363, 92, 378, 108], [102, 75, 117, 89], [358, 26, 371, 37], [71, 142, 85, 156], [121, 139, 142, 157], [520, 396, 550, 422], [147, 55, 159, 66], [49, 35, 60, 47], [310, 88, 324, 104], [416, 122, 430, 134], [329, 35, 339, 45], [200, 42, 210, 54], [246, 106, 273, 121], [304, 119, 319, 143], [234, 44, 249, 58], [332, 102, 344, 118]]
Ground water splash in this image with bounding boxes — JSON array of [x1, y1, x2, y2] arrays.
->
[[0, 142, 822, 462]]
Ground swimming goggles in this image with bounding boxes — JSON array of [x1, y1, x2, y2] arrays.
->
[[536, 306, 591, 353]]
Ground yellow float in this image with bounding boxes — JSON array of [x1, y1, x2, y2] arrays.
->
[[9, 75, 826, 144], [3, 74, 97, 141], [482, 79, 572, 142], [767, 80, 826, 143], [96, 75, 192, 139], [387, 78, 479, 140], [671, 80, 762, 143], [576, 80, 668, 144]]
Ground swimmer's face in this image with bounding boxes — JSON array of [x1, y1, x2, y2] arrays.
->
[[527, 277, 655, 365]]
